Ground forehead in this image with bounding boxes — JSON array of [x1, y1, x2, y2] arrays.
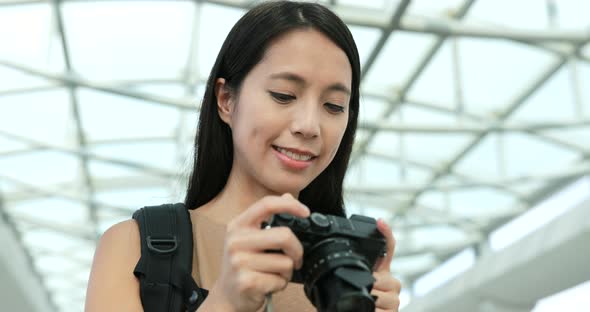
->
[[252, 29, 352, 87]]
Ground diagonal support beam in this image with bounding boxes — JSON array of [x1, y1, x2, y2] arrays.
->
[[0, 60, 197, 110], [359, 119, 590, 133], [351, 0, 477, 165], [395, 43, 587, 217]]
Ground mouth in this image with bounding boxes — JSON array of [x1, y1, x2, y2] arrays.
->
[[272, 145, 318, 162]]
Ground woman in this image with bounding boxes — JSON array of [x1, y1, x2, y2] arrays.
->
[[85, 1, 401, 311]]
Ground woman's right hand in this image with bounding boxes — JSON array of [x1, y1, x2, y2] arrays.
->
[[206, 193, 310, 312]]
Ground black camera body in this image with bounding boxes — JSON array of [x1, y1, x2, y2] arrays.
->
[[265, 212, 387, 312]]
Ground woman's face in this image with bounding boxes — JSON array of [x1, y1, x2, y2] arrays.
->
[[219, 29, 352, 196]]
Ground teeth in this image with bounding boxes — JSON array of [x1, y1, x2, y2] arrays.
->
[[276, 147, 313, 161]]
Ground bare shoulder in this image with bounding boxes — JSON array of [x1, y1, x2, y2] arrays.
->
[[85, 219, 143, 311]]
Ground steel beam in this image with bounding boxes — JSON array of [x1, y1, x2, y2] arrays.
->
[[0, 194, 56, 312], [0, 60, 197, 110], [401, 15, 590, 44], [345, 163, 590, 193], [0, 175, 134, 215], [359, 119, 590, 133], [0, 130, 176, 179]]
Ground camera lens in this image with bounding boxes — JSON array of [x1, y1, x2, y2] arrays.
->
[[300, 238, 376, 312], [310, 267, 375, 312], [335, 293, 374, 312]]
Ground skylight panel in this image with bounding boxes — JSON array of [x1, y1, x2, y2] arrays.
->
[[457, 38, 557, 117], [448, 187, 517, 219], [540, 127, 590, 151], [411, 225, 471, 250], [0, 3, 53, 67], [89, 141, 178, 172], [407, 0, 464, 17], [454, 133, 507, 179], [508, 65, 581, 122], [21, 229, 89, 254], [544, 0, 590, 29], [77, 88, 180, 141], [416, 190, 447, 211], [337, 0, 392, 11], [393, 132, 473, 168], [392, 253, 438, 277], [0, 89, 72, 147], [363, 31, 436, 91], [349, 25, 381, 69], [358, 96, 389, 123], [366, 131, 401, 156], [7, 198, 89, 226], [345, 154, 433, 189], [502, 132, 581, 178], [0, 151, 81, 186], [406, 40, 457, 109], [0, 66, 55, 93], [94, 186, 174, 211], [197, 3, 246, 79], [0, 135, 30, 153], [344, 200, 394, 222], [61, 1, 194, 80], [466, 0, 548, 30]]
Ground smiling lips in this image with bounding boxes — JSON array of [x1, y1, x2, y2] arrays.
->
[[272, 145, 317, 169]]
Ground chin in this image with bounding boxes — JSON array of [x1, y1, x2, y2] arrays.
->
[[265, 178, 310, 196]]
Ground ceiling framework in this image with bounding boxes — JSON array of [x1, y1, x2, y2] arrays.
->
[[0, 0, 589, 311]]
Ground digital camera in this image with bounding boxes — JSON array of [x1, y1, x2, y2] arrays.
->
[[264, 212, 386, 312]]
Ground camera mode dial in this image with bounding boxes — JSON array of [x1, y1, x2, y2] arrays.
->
[[310, 212, 330, 231]]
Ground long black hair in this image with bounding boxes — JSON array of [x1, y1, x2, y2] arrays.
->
[[184, 1, 361, 217]]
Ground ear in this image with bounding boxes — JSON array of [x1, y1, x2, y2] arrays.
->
[[215, 78, 233, 127]]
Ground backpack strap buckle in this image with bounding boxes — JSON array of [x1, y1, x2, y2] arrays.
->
[[147, 236, 178, 254]]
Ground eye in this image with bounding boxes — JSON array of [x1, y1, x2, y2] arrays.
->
[[269, 91, 295, 104], [325, 103, 345, 114]]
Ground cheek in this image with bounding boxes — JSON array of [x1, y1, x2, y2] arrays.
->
[[232, 107, 279, 149], [326, 119, 348, 159]]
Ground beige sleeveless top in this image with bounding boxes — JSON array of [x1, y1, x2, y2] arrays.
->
[[190, 209, 316, 312]]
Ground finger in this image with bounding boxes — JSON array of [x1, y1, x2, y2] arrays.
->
[[231, 252, 295, 281], [376, 308, 399, 312], [226, 227, 304, 268], [231, 194, 310, 229], [371, 288, 398, 311], [236, 271, 289, 300], [372, 271, 401, 293], [374, 218, 395, 272]]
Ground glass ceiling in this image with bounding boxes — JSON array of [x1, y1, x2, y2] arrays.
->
[[0, 0, 589, 311]]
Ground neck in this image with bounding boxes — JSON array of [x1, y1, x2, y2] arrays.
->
[[199, 160, 299, 225]]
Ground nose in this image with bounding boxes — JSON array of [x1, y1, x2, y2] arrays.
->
[[290, 101, 320, 139]]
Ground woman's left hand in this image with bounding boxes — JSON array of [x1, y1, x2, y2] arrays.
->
[[372, 218, 402, 312]]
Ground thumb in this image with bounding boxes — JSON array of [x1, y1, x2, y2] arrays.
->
[[374, 218, 395, 272]]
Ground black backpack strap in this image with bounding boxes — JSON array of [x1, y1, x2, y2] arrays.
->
[[132, 203, 208, 312]]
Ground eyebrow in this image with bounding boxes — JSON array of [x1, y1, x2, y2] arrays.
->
[[269, 72, 351, 95]]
